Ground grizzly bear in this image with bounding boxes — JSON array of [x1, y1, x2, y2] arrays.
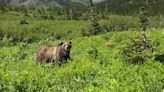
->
[[36, 41, 72, 65]]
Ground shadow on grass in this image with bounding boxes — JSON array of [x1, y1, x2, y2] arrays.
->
[[155, 54, 164, 64]]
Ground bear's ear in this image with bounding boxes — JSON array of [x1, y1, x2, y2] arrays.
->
[[58, 42, 64, 45], [69, 41, 72, 44]]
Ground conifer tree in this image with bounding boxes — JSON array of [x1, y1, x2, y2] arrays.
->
[[89, 0, 102, 35], [24, 7, 29, 16], [139, 7, 150, 49]]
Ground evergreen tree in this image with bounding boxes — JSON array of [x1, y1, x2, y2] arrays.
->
[[24, 7, 29, 16], [89, 0, 102, 35], [139, 7, 150, 49]]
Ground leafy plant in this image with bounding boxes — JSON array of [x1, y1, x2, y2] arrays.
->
[[121, 35, 156, 64], [88, 45, 99, 59]]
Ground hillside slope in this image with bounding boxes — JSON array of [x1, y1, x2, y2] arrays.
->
[[0, 29, 164, 91]]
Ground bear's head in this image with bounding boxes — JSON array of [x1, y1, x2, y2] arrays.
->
[[59, 41, 72, 52]]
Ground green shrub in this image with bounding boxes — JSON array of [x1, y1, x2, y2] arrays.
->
[[87, 45, 99, 59], [121, 35, 156, 64], [100, 15, 139, 32], [81, 28, 90, 36], [0, 35, 13, 46], [89, 19, 104, 35]]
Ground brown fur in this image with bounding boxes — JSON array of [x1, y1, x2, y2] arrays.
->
[[36, 42, 72, 64]]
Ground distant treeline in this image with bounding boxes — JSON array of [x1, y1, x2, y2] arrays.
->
[[0, 0, 164, 16], [96, 0, 164, 15]]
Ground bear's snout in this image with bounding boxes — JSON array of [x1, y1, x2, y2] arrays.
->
[[65, 45, 71, 51]]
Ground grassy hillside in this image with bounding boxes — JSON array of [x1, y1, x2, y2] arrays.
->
[[0, 29, 164, 91], [0, 5, 164, 92], [0, 11, 164, 44]]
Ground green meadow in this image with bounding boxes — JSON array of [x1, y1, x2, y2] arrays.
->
[[0, 6, 164, 92]]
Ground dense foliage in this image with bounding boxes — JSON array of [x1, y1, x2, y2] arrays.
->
[[0, 29, 164, 91]]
